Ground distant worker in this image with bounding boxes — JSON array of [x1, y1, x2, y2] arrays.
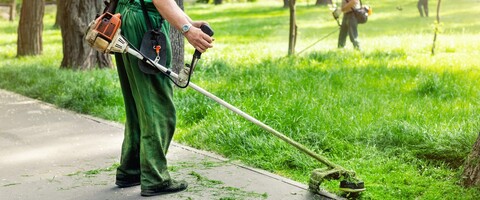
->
[[338, 0, 361, 50], [417, 0, 428, 17]]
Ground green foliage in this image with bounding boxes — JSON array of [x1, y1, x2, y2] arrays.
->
[[0, 62, 125, 122], [0, 0, 14, 4], [1, 0, 480, 199]]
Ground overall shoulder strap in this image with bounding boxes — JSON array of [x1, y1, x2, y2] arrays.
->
[[139, 0, 153, 30], [139, 0, 163, 30]]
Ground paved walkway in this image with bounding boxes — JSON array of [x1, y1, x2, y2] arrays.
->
[[0, 89, 341, 200]]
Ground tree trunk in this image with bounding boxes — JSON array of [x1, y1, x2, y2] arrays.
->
[[315, 0, 332, 6], [9, 0, 16, 21], [462, 133, 480, 187], [171, 0, 185, 76], [58, 0, 112, 69], [431, 0, 441, 56], [288, 0, 297, 55], [17, 0, 44, 57], [214, 0, 222, 5], [54, 0, 61, 28], [283, 0, 289, 8]]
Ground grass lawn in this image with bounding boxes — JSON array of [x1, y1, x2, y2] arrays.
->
[[1, 0, 480, 199]]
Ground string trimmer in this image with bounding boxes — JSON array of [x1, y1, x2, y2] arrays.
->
[[85, 11, 365, 197], [297, 4, 341, 55]]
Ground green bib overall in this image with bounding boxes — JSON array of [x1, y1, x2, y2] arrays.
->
[[114, 0, 175, 190]]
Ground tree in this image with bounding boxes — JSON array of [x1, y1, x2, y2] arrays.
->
[[288, 0, 297, 55], [283, 0, 289, 8], [431, 0, 442, 55], [17, 0, 44, 56], [9, 0, 16, 21], [58, 0, 112, 69], [54, 0, 61, 28], [171, 0, 185, 75], [315, 0, 332, 6], [462, 133, 480, 187]]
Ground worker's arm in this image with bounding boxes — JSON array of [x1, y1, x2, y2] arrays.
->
[[152, 0, 213, 52], [341, 0, 359, 13]]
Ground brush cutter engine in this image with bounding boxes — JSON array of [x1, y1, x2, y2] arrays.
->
[[85, 12, 128, 54], [85, 12, 190, 85], [85, 12, 213, 87]]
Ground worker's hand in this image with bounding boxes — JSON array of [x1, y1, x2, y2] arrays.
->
[[333, 7, 341, 18], [191, 21, 207, 29], [184, 21, 213, 53]]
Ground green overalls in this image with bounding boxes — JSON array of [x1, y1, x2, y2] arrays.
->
[[114, 0, 175, 190]]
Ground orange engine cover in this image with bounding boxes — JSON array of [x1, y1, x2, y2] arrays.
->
[[94, 12, 122, 42]]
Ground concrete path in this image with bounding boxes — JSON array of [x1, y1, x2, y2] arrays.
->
[[0, 89, 340, 200]]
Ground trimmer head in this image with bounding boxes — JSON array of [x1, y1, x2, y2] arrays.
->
[[309, 168, 365, 197], [339, 180, 365, 193]]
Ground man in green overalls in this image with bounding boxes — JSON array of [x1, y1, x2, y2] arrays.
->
[[113, 0, 213, 196]]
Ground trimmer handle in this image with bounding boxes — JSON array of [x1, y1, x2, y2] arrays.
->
[[193, 24, 215, 59]]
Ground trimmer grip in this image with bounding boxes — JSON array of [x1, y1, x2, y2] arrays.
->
[[200, 24, 214, 37], [194, 24, 215, 58]]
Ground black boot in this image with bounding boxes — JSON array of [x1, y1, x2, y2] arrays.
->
[[141, 180, 188, 196]]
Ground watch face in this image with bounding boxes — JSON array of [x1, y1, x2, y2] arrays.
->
[[182, 24, 190, 33]]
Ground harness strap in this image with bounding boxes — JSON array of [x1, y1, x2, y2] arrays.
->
[[139, 0, 163, 31]]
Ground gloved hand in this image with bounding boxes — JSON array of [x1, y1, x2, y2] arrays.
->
[[332, 7, 341, 19]]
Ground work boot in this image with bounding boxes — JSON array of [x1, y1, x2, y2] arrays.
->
[[115, 176, 140, 188], [141, 180, 188, 196]]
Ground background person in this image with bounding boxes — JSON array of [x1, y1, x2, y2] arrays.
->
[[417, 0, 429, 17], [338, 0, 361, 50]]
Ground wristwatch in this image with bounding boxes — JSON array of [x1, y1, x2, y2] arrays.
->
[[181, 24, 192, 34]]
